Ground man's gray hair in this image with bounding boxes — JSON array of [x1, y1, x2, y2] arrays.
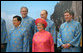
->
[[20, 7, 28, 12]]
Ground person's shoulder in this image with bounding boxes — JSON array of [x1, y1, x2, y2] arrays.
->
[[73, 20, 81, 25], [33, 32, 39, 37], [20, 26, 27, 31], [9, 28, 14, 34], [34, 31, 39, 35], [10, 27, 14, 31], [45, 31, 52, 35], [45, 31, 53, 38], [46, 19, 54, 26], [1, 18, 6, 23], [28, 16, 34, 20], [47, 19, 54, 23], [73, 20, 81, 27], [60, 22, 67, 27]]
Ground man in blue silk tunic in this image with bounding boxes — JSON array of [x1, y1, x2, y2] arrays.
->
[[34, 10, 56, 51], [57, 9, 82, 52], [20, 7, 35, 52], [1, 18, 8, 52], [6, 16, 29, 52]]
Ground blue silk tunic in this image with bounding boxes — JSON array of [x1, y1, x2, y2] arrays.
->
[[57, 19, 82, 52], [21, 16, 35, 52], [6, 25, 29, 52], [1, 18, 8, 44]]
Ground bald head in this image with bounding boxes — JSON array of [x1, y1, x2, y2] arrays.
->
[[42, 10, 48, 14]]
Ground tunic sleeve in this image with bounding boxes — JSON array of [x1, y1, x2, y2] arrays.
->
[[69, 23, 82, 47], [50, 23, 56, 44], [1, 19, 8, 44], [57, 26, 64, 47], [50, 34, 54, 52], [6, 30, 12, 52], [23, 30, 29, 52], [31, 19, 35, 38], [32, 35, 35, 52]]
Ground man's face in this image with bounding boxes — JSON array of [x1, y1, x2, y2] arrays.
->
[[20, 8, 28, 18], [64, 12, 72, 22], [13, 18, 20, 27], [40, 11, 47, 20]]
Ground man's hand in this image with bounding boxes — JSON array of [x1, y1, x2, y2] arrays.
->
[[66, 43, 71, 48], [62, 44, 67, 48], [62, 43, 71, 49], [1, 45, 5, 49]]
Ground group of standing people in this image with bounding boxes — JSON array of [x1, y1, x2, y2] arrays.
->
[[1, 7, 82, 52]]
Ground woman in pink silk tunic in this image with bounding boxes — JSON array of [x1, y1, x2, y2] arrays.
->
[[32, 18, 54, 52]]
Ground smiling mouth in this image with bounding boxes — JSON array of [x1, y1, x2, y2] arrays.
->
[[23, 14, 26, 15], [41, 17, 44, 18]]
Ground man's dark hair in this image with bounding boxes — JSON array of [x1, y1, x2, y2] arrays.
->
[[13, 15, 22, 21], [64, 9, 74, 17]]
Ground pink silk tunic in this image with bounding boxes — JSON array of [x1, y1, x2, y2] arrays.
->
[[32, 30, 54, 52]]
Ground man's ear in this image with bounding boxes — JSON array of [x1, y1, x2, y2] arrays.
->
[[70, 15, 73, 18], [18, 21, 21, 24]]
